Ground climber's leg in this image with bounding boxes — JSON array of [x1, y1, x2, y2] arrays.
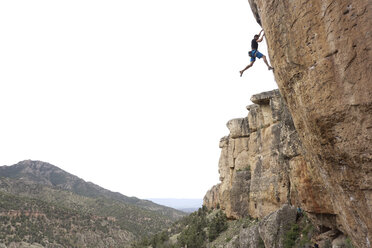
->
[[240, 61, 255, 77], [262, 55, 274, 70]]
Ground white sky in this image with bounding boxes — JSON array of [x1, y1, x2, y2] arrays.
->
[[0, 0, 276, 199]]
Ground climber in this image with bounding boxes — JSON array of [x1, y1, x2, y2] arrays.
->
[[296, 207, 303, 221], [240, 29, 274, 77]]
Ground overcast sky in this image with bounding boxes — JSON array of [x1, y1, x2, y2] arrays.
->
[[0, 0, 276, 199]]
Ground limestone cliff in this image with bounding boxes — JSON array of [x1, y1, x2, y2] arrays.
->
[[205, 1, 371, 247], [204, 90, 304, 219], [247, 1, 372, 247], [203, 89, 361, 247], [204, 90, 332, 219]]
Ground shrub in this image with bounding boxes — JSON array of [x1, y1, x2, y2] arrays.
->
[[345, 237, 354, 248], [258, 236, 265, 248], [208, 211, 228, 242], [283, 224, 300, 248], [177, 208, 208, 248], [149, 231, 169, 247]]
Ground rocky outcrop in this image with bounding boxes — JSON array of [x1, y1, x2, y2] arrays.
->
[[238, 224, 261, 248], [246, 1, 372, 247], [204, 184, 221, 209], [221, 204, 298, 248], [204, 90, 326, 219], [258, 204, 298, 248]]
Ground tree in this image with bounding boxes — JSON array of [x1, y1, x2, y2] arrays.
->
[[208, 211, 228, 241]]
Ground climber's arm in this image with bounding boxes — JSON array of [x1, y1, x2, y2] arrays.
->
[[257, 33, 265, 42]]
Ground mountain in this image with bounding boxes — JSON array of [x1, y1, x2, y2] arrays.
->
[[0, 160, 186, 247]]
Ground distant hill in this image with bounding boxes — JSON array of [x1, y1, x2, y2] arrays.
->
[[0, 160, 186, 247], [148, 198, 203, 213]]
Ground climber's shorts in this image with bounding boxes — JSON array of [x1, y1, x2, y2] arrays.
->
[[250, 50, 264, 62]]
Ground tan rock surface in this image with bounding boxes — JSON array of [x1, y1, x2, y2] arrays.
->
[[258, 204, 297, 248], [247, 0, 372, 247], [204, 184, 221, 210], [204, 90, 328, 220]]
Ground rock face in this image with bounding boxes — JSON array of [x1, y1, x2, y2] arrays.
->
[[238, 224, 261, 248], [246, 1, 372, 247], [204, 90, 325, 220], [221, 204, 298, 248], [258, 204, 298, 248], [203, 87, 370, 246]]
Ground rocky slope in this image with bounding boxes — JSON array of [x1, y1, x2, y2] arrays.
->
[[0, 190, 135, 247], [133, 203, 316, 248], [246, 1, 372, 247], [0, 160, 184, 217], [0, 160, 186, 247]]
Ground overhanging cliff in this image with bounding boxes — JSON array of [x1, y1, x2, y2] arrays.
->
[[205, 1, 371, 248], [246, 1, 371, 247]]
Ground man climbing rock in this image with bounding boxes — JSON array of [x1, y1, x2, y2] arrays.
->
[[240, 30, 274, 76]]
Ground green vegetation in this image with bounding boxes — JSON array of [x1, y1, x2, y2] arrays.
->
[[283, 212, 314, 248], [0, 178, 181, 238], [0, 161, 187, 247], [284, 224, 300, 248], [177, 207, 208, 248], [0, 191, 127, 247], [258, 236, 265, 248], [345, 237, 354, 248], [133, 206, 229, 248], [208, 211, 228, 241]]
